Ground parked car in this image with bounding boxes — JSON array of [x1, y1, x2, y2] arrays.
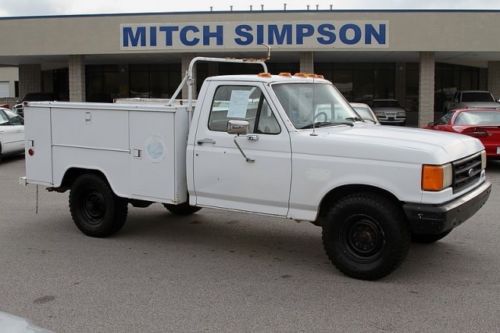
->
[[0, 108, 25, 160], [350, 102, 380, 124], [426, 108, 500, 159], [444, 90, 500, 112], [13, 92, 57, 117], [371, 99, 406, 125]]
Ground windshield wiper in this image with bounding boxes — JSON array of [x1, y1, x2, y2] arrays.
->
[[345, 117, 363, 122], [300, 121, 354, 129]]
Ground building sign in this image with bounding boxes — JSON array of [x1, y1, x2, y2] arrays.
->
[[120, 21, 389, 50]]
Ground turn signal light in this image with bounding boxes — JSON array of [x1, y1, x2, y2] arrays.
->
[[28, 148, 35, 156], [421, 164, 452, 191]]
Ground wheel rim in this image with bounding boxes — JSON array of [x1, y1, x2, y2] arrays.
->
[[343, 215, 385, 260], [82, 191, 106, 224]]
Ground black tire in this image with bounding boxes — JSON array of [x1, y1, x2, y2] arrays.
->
[[69, 173, 128, 237], [322, 192, 410, 280], [412, 230, 452, 244], [163, 202, 201, 216]]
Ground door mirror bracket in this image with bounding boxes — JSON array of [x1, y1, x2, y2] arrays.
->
[[227, 120, 255, 163]]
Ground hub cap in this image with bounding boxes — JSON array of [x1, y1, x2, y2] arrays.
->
[[345, 216, 385, 259]]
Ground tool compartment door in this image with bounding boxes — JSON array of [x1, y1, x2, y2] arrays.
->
[[129, 111, 176, 202], [24, 106, 53, 185]]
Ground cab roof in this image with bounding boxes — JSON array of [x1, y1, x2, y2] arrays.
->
[[205, 74, 330, 84]]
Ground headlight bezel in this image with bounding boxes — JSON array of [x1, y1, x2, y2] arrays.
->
[[421, 163, 453, 192]]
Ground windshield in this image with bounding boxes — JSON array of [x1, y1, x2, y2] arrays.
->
[[455, 111, 500, 125], [0, 110, 8, 124], [372, 100, 401, 108], [272, 83, 359, 129], [352, 106, 376, 122], [461, 92, 494, 102]]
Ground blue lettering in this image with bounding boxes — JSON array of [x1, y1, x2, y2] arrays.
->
[[203, 25, 223, 46], [149, 26, 157, 47], [234, 25, 253, 45], [122, 26, 146, 47], [317, 24, 336, 45], [339, 24, 362, 45], [268, 24, 292, 45], [365, 24, 386, 45], [296, 24, 315, 44], [256, 25, 264, 45], [180, 26, 200, 46], [159, 26, 179, 46]]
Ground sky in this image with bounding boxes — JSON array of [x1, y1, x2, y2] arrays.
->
[[0, 0, 499, 17]]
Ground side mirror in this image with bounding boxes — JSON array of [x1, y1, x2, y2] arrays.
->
[[227, 120, 250, 135]]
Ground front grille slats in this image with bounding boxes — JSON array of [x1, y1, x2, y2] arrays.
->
[[452, 153, 482, 193]]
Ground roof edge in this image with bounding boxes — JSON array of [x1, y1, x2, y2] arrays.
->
[[1, 9, 500, 21]]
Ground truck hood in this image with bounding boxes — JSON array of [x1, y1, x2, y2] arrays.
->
[[291, 123, 484, 165]]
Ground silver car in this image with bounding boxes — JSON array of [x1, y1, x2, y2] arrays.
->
[[371, 99, 406, 126], [445, 90, 500, 112], [350, 102, 380, 125], [0, 108, 25, 160]]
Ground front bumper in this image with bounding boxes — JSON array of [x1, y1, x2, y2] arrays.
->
[[403, 181, 492, 235]]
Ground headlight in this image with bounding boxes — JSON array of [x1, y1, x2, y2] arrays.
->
[[397, 111, 406, 117], [375, 112, 384, 116], [421, 163, 453, 191], [481, 150, 487, 169]]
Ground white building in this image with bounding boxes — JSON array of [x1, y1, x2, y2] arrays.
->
[[0, 9, 499, 126]]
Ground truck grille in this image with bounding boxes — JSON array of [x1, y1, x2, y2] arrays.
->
[[452, 153, 482, 193]]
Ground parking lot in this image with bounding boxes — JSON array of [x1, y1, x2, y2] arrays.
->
[[0, 155, 499, 332]]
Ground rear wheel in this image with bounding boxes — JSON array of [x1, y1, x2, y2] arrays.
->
[[69, 174, 128, 237], [412, 230, 452, 244], [322, 192, 410, 280], [163, 202, 201, 216]]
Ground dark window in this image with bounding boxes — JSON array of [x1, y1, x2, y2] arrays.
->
[[436, 111, 455, 125], [208, 85, 280, 134], [461, 92, 494, 102]]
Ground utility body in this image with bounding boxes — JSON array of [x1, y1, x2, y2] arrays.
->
[[21, 57, 491, 280]]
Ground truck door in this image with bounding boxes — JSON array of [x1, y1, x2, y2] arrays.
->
[[192, 82, 292, 216]]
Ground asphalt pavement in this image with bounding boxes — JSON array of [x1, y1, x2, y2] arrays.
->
[[0, 155, 499, 332]]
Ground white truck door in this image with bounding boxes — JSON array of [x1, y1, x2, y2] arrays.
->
[[193, 82, 291, 216]]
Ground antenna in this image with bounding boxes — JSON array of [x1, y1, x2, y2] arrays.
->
[[311, 75, 318, 136], [284, 3, 287, 11], [261, 4, 264, 11], [210, 6, 213, 12], [316, 4, 319, 10], [230, 5, 233, 11], [250, 5, 253, 11], [330, 4, 333, 10], [307, 5, 310, 10]]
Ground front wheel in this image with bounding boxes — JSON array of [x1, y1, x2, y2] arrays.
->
[[322, 193, 410, 280], [69, 174, 128, 237]]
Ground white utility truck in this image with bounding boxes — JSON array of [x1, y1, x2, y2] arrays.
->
[[21, 57, 491, 280]]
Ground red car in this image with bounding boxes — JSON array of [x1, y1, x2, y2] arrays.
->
[[426, 108, 500, 159]]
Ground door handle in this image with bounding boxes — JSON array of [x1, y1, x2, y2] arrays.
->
[[247, 134, 259, 142], [197, 138, 216, 145]]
